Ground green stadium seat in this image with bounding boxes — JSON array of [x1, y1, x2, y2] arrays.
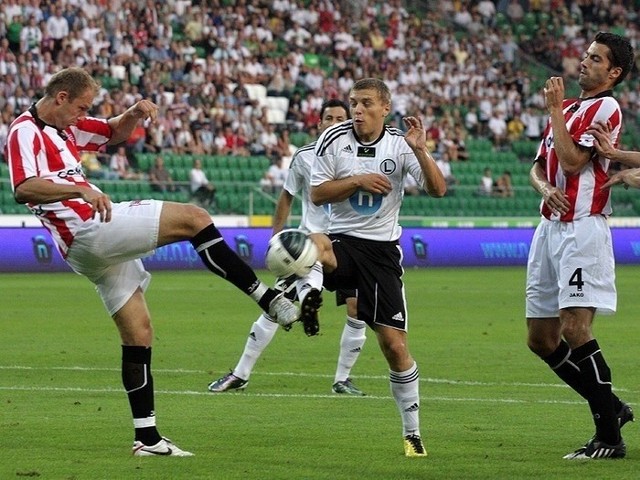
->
[[212, 155, 229, 169], [290, 131, 310, 147], [523, 12, 537, 35], [234, 157, 250, 169], [173, 167, 189, 182], [135, 153, 153, 172], [229, 169, 244, 182], [217, 169, 232, 182]]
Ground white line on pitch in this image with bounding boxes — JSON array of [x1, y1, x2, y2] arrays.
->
[[0, 364, 633, 394], [0, 384, 592, 406]]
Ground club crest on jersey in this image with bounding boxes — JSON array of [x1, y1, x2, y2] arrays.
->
[[380, 159, 396, 175]]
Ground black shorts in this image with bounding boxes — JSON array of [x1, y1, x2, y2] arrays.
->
[[324, 234, 407, 330], [336, 288, 356, 306]]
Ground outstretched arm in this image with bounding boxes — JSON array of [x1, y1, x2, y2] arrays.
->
[[107, 100, 158, 145], [587, 121, 640, 168], [603, 168, 640, 189]]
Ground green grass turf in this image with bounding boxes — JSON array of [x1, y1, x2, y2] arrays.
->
[[1, 266, 639, 479]]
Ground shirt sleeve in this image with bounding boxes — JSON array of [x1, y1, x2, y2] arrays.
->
[[70, 117, 112, 152]]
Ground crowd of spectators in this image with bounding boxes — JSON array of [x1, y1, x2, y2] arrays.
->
[[0, 0, 639, 183]]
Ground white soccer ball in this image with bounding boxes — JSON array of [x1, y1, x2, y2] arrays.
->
[[265, 229, 318, 278]]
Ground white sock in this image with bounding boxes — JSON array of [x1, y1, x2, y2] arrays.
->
[[390, 362, 420, 437], [233, 314, 278, 380], [334, 316, 367, 383], [296, 261, 324, 304]]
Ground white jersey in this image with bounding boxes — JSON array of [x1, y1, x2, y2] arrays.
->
[[283, 141, 330, 234], [311, 120, 424, 241]]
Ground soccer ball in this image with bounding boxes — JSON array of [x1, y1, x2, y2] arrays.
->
[[265, 229, 318, 278]]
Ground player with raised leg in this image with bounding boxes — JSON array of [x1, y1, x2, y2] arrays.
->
[[6, 67, 299, 457]]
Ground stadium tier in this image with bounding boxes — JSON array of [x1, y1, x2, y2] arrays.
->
[[2, 145, 638, 218]]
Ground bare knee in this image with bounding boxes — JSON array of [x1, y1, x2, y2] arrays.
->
[[158, 202, 212, 244], [113, 290, 154, 346], [309, 233, 337, 271], [560, 310, 594, 348], [526, 318, 561, 358], [115, 314, 153, 346], [376, 328, 412, 371]]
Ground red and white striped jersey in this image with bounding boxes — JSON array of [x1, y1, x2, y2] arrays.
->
[[534, 93, 622, 221], [6, 111, 112, 257]]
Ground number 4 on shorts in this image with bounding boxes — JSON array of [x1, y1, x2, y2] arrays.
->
[[569, 268, 584, 291]]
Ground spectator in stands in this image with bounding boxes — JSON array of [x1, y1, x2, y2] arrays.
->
[[403, 174, 421, 196], [276, 128, 297, 159], [46, 6, 69, 59], [436, 151, 459, 194], [265, 156, 288, 194], [222, 125, 249, 157], [521, 106, 544, 141], [464, 106, 479, 137], [20, 15, 41, 54], [189, 157, 216, 211], [507, 114, 525, 143], [452, 125, 470, 161], [506, 0, 525, 23], [478, 167, 494, 196], [81, 151, 117, 180], [197, 122, 216, 154], [110, 145, 141, 180], [494, 170, 513, 197], [488, 108, 508, 151], [259, 123, 279, 157], [148, 156, 176, 193]]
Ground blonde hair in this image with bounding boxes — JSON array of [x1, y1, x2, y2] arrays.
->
[[351, 78, 391, 105], [45, 67, 100, 101]]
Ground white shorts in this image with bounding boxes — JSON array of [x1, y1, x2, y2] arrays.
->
[[526, 216, 616, 318], [66, 200, 163, 315]]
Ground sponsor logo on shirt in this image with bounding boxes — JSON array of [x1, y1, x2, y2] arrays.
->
[[357, 146, 376, 157]]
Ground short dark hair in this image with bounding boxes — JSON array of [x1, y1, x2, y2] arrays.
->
[[594, 31, 635, 85], [319, 99, 350, 119]]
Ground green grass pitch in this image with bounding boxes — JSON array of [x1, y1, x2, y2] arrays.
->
[[1, 266, 639, 479]]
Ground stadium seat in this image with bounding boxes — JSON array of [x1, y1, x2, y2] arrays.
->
[[135, 153, 154, 172], [290, 131, 310, 147]]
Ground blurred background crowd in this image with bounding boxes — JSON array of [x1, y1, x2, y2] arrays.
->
[[0, 0, 639, 193]]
